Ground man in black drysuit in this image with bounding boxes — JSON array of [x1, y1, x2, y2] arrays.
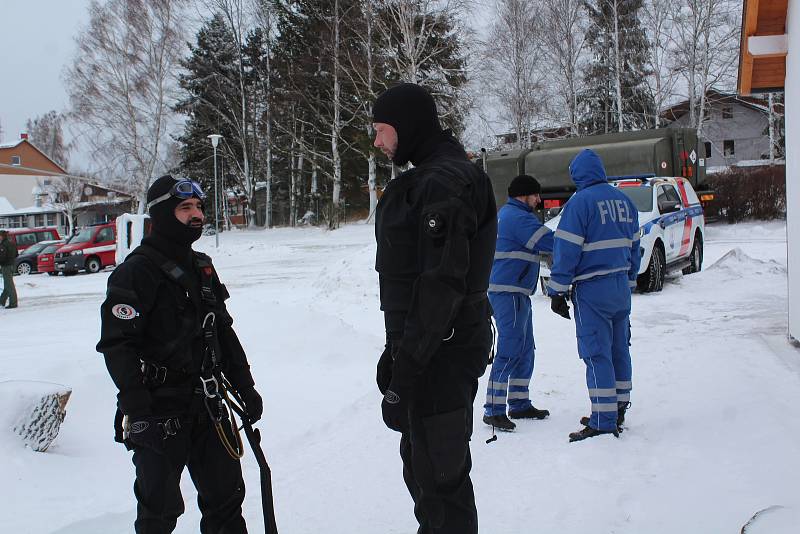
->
[[96, 175, 263, 533], [373, 83, 497, 534]]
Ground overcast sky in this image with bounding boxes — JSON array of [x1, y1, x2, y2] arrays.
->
[[0, 0, 92, 144]]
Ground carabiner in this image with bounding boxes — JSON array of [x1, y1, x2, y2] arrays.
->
[[201, 376, 219, 398]]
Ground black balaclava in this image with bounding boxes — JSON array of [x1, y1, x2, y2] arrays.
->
[[146, 174, 204, 247], [373, 83, 443, 167]]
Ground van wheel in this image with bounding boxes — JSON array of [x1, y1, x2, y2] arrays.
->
[[682, 234, 703, 275], [637, 244, 665, 293], [16, 262, 32, 275], [86, 257, 102, 274]]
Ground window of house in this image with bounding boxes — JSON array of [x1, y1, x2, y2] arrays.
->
[[11, 155, 21, 166], [43, 179, 51, 186], [722, 106, 733, 119], [46, 213, 57, 226], [9, 216, 24, 228], [704, 142, 712, 160], [723, 140, 735, 157], [34, 214, 45, 227]]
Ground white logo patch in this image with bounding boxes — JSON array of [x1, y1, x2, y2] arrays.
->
[[112, 304, 137, 320]]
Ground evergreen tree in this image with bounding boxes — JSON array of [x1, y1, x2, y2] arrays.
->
[[175, 13, 242, 211], [578, 0, 654, 134]]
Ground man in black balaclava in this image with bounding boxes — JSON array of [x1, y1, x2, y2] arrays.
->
[[97, 175, 263, 533], [373, 83, 498, 533]]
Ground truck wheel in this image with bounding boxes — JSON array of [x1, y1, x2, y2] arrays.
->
[[637, 244, 665, 293], [16, 262, 32, 275], [682, 234, 703, 275], [85, 257, 102, 274], [47, 272, 58, 276]]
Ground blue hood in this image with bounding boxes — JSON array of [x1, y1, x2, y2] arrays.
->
[[569, 149, 608, 190]]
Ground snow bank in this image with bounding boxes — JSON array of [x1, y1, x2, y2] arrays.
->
[[708, 247, 787, 276]]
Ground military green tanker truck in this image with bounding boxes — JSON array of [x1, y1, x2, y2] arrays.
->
[[481, 128, 714, 212]]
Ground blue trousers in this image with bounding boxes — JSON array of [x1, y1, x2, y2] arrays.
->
[[484, 292, 536, 416], [572, 274, 632, 431]]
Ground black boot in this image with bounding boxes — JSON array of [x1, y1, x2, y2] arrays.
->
[[509, 406, 550, 420], [568, 425, 619, 442], [617, 401, 630, 428], [483, 414, 516, 432], [580, 402, 630, 431]]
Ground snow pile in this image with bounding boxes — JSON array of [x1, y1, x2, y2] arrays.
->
[[708, 247, 787, 276]]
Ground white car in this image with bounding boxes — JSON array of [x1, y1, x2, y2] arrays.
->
[[540, 176, 705, 292]]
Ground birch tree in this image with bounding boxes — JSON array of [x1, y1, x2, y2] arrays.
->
[[540, 0, 587, 136], [25, 111, 71, 169], [669, 0, 741, 138], [641, 0, 678, 127], [64, 0, 187, 211], [482, 0, 545, 148], [253, 0, 276, 227], [206, 0, 258, 226], [46, 175, 85, 235], [374, 0, 470, 132]]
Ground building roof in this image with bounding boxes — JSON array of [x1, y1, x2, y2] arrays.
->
[[0, 197, 132, 217], [0, 140, 24, 149], [0, 138, 68, 174], [660, 89, 769, 123], [738, 0, 788, 95]]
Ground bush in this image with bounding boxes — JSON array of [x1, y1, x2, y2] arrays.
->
[[704, 165, 786, 223]]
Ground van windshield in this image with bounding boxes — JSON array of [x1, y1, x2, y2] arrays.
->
[[620, 186, 653, 212], [67, 228, 94, 244]]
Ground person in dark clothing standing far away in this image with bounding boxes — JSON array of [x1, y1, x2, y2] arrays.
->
[[373, 83, 497, 534], [0, 229, 19, 308], [546, 149, 641, 442], [483, 175, 554, 432], [96, 175, 263, 533]]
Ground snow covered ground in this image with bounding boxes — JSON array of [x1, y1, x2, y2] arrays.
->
[[0, 220, 798, 533]]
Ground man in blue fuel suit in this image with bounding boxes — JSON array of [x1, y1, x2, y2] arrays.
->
[[546, 149, 641, 442], [483, 175, 554, 432], [373, 83, 497, 534]]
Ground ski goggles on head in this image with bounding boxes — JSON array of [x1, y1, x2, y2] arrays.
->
[[147, 178, 207, 211]]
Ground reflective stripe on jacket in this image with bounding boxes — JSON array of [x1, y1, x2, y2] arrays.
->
[[547, 150, 641, 295], [489, 198, 553, 295]]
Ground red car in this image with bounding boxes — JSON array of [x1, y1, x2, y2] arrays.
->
[[53, 221, 117, 274], [37, 241, 67, 276]]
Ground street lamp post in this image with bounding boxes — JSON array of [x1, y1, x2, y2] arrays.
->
[[207, 134, 223, 248]]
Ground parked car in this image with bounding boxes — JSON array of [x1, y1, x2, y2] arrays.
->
[[14, 239, 64, 275], [0, 227, 61, 253], [540, 176, 705, 293], [37, 241, 68, 276], [54, 221, 117, 275]]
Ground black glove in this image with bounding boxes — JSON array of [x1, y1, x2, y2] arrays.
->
[[126, 415, 182, 453], [239, 387, 263, 424], [376, 342, 394, 394], [381, 352, 420, 433], [382, 382, 412, 433], [550, 294, 571, 319]]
